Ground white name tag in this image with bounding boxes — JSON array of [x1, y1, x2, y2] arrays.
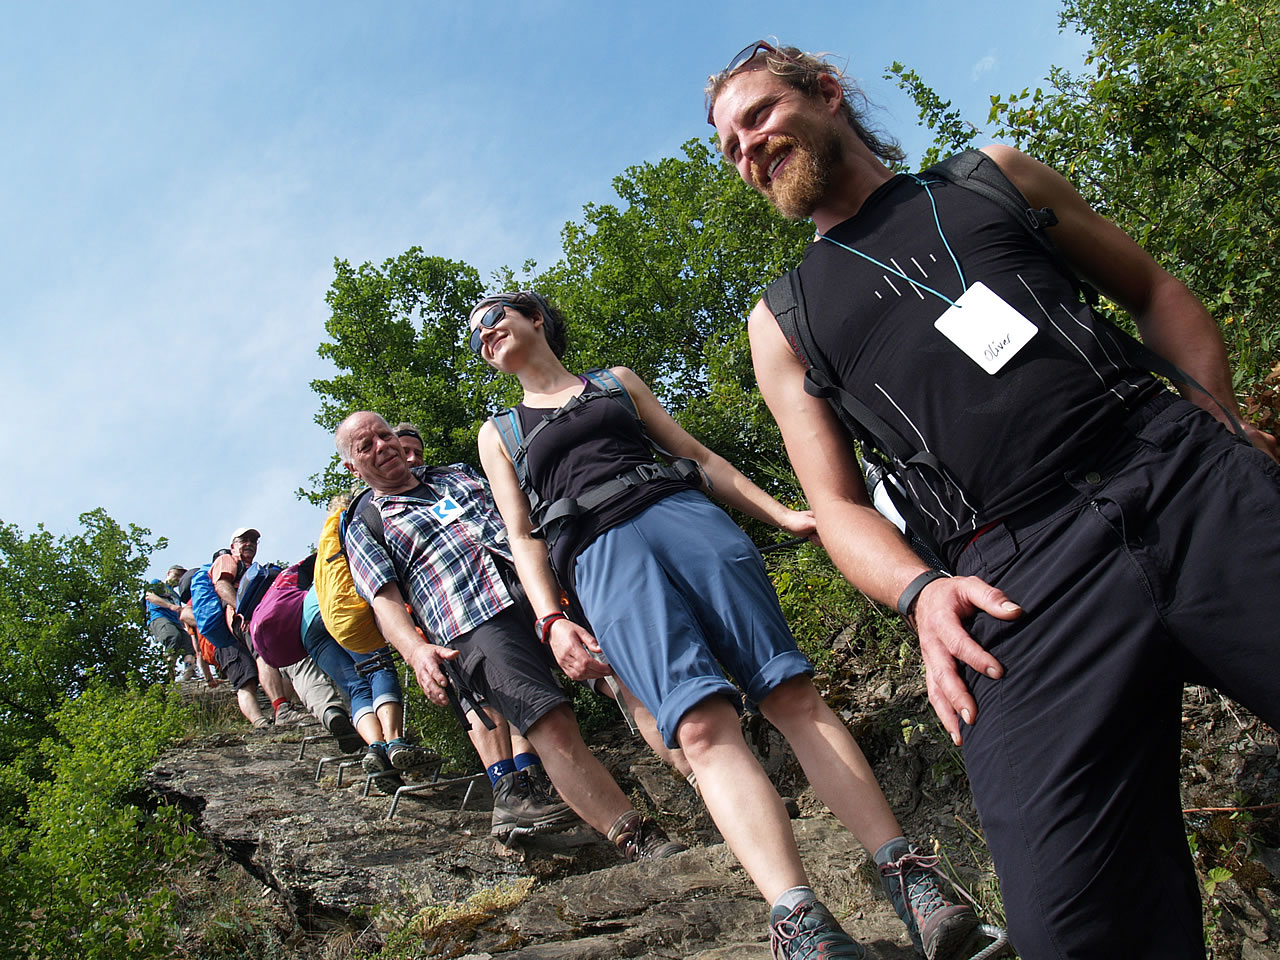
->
[[933, 281, 1037, 374], [429, 495, 465, 525]]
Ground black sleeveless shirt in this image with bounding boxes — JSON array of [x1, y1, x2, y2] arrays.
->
[[793, 173, 1158, 558], [517, 378, 690, 581]]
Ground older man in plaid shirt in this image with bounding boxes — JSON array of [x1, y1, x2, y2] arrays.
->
[[336, 411, 684, 860]]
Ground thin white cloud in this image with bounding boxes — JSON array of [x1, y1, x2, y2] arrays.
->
[[972, 52, 997, 81]]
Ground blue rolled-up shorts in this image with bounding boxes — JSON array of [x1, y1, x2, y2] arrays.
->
[[574, 489, 811, 748]]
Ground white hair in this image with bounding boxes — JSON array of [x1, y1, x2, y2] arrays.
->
[[334, 410, 392, 461]]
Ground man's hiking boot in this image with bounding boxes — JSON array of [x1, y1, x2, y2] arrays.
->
[[521, 762, 565, 805], [608, 810, 686, 861], [386, 737, 436, 770], [489, 770, 579, 838], [879, 842, 978, 960], [769, 898, 866, 959], [274, 702, 315, 727], [370, 771, 403, 795], [251, 716, 272, 730]]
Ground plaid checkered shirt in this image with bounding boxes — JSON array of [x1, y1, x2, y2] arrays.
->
[[346, 463, 516, 644]]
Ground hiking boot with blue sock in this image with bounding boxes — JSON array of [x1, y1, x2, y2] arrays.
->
[[877, 839, 978, 960], [769, 897, 866, 960]]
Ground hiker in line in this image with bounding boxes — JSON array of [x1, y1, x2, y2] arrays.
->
[[393, 423, 425, 467], [210, 528, 310, 727], [335, 411, 684, 857], [707, 41, 1280, 960], [243, 553, 366, 753], [176, 566, 222, 688], [396, 421, 696, 792], [145, 564, 195, 683], [183, 547, 271, 726], [469, 290, 977, 960], [317, 489, 577, 827]]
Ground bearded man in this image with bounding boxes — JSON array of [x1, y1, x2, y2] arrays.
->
[[707, 41, 1280, 960]]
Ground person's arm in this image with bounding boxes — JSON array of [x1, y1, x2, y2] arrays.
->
[[367, 583, 459, 707], [608, 366, 817, 540], [144, 591, 181, 613], [476, 421, 611, 682], [344, 519, 461, 707], [984, 143, 1276, 460], [748, 299, 1019, 745]]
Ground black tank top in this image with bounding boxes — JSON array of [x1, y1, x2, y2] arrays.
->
[[794, 173, 1158, 557], [517, 378, 689, 581]]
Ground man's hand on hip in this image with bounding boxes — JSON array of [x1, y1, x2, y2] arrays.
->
[[914, 575, 1020, 746]]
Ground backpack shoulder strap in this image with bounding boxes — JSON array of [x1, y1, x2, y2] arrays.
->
[[339, 487, 387, 556], [582, 368, 635, 416], [929, 151, 1245, 436], [489, 407, 544, 520], [926, 149, 1059, 242], [763, 270, 827, 380]]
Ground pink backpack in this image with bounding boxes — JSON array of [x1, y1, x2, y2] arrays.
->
[[249, 557, 309, 668]]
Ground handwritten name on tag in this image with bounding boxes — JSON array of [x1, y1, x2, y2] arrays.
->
[[933, 281, 1037, 375]]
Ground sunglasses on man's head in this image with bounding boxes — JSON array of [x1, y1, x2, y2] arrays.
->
[[723, 40, 777, 76], [707, 40, 787, 123], [468, 302, 510, 355]]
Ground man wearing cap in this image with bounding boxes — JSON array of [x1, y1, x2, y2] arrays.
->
[[211, 527, 310, 727], [706, 41, 1280, 960], [393, 423, 425, 468]]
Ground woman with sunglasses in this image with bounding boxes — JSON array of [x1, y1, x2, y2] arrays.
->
[[469, 291, 981, 960]]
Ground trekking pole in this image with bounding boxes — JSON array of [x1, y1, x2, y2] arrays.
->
[[758, 536, 808, 555]]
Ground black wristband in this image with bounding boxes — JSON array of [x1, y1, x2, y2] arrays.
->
[[896, 570, 950, 618]]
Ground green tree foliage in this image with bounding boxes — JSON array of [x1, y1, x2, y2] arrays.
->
[[891, 0, 1280, 392], [307, 140, 815, 505], [0, 509, 163, 777], [305, 251, 494, 504], [0, 683, 198, 960], [535, 139, 814, 491]]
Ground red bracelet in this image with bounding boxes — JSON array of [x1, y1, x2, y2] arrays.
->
[[535, 611, 568, 644]]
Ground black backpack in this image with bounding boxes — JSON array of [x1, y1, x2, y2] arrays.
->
[[489, 368, 702, 551]]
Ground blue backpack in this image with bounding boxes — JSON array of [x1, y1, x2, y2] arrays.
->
[[236, 562, 281, 623], [190, 563, 236, 648]]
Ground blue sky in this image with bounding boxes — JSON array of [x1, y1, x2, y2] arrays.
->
[[0, 1, 1088, 580]]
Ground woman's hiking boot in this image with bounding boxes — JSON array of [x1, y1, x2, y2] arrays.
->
[[361, 742, 403, 795], [607, 810, 686, 861], [386, 737, 436, 770], [878, 841, 979, 960], [768, 898, 866, 959], [489, 770, 579, 839]]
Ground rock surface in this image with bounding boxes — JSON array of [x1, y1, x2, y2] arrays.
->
[[146, 690, 925, 958], [149, 664, 1280, 959]]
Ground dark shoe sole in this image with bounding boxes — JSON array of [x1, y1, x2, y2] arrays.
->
[[924, 906, 981, 960], [370, 773, 404, 796], [490, 811, 581, 839]]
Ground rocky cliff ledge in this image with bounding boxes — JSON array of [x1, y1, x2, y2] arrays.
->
[[145, 662, 1280, 959]]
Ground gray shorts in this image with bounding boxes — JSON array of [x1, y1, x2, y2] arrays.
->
[[213, 637, 259, 692], [450, 605, 567, 735], [149, 617, 193, 655]]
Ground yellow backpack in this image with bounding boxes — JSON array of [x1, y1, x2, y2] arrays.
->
[[314, 509, 386, 654]]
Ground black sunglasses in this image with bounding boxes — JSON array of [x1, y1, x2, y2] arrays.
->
[[706, 40, 779, 122], [723, 40, 776, 75], [468, 302, 510, 355]]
